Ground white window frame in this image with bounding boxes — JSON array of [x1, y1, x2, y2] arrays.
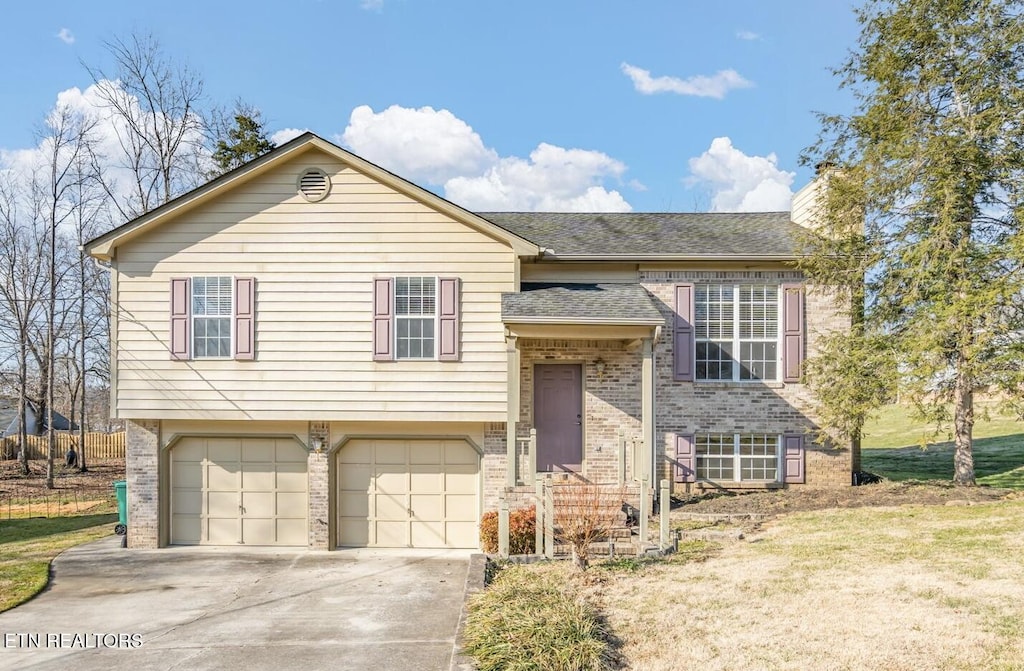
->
[[696, 433, 783, 483], [394, 276, 438, 360], [191, 276, 234, 359], [695, 283, 782, 382]]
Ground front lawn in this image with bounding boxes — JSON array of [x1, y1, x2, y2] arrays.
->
[[467, 500, 1024, 670], [0, 513, 117, 612]]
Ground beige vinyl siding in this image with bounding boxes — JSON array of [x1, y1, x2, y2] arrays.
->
[[113, 150, 515, 422], [791, 177, 822, 229]]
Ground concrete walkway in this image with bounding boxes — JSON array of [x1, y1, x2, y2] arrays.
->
[[0, 537, 472, 671]]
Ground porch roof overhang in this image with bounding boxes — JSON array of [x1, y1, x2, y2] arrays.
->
[[502, 283, 664, 340]]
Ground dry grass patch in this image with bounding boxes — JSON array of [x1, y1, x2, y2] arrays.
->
[[580, 501, 1024, 670]]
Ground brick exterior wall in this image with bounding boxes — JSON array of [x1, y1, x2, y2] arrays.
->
[[517, 340, 643, 485], [642, 270, 854, 490], [480, 270, 855, 513], [125, 419, 160, 548], [482, 422, 507, 511], [308, 421, 330, 549]]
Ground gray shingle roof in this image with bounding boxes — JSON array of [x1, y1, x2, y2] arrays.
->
[[478, 211, 801, 257], [502, 283, 664, 323]]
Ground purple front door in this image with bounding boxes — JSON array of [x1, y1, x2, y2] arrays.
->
[[534, 364, 583, 472]]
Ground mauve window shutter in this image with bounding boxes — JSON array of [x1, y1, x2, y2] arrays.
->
[[437, 277, 461, 362], [783, 435, 805, 484], [674, 284, 695, 381], [169, 277, 191, 360], [372, 277, 394, 361], [675, 434, 696, 483], [234, 277, 256, 360], [782, 284, 805, 383]]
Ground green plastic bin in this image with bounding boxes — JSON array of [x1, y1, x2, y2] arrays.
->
[[113, 480, 127, 537]]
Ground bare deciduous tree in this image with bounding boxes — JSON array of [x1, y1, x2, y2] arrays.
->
[[85, 32, 207, 218]]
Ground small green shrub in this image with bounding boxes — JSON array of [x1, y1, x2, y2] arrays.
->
[[479, 506, 536, 554], [462, 566, 613, 671]]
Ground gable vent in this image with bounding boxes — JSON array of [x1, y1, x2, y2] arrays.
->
[[297, 168, 331, 202]]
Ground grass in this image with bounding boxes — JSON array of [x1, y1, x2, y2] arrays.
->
[[463, 564, 615, 671], [498, 501, 1024, 670], [862, 403, 1024, 488], [0, 513, 118, 612]]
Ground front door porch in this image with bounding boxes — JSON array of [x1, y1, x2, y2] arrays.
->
[[500, 282, 665, 489]]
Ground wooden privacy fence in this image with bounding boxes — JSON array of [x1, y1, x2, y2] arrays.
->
[[0, 432, 126, 461]]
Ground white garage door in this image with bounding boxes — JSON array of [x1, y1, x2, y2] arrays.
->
[[171, 436, 308, 546], [337, 438, 479, 549]]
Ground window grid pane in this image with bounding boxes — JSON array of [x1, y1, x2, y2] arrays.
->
[[395, 277, 436, 359], [696, 434, 734, 480], [695, 434, 780, 482], [739, 434, 778, 481], [695, 283, 779, 381], [395, 276, 436, 316], [192, 277, 232, 358]]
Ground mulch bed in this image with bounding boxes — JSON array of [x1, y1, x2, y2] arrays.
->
[[672, 479, 1015, 519]]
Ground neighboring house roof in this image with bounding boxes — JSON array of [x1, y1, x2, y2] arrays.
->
[[480, 211, 803, 260], [1, 399, 78, 437], [502, 283, 665, 325], [84, 133, 539, 261]]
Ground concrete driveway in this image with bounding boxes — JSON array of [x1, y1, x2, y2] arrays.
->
[[0, 536, 472, 671]]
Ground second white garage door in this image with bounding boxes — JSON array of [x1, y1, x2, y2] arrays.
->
[[337, 438, 479, 549], [170, 436, 308, 546]]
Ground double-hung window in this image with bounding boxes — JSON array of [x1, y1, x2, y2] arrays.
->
[[169, 276, 255, 361], [696, 434, 780, 482], [395, 276, 437, 359], [192, 276, 233, 358], [372, 276, 460, 362], [695, 284, 780, 381]]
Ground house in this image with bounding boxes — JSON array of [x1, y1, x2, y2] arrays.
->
[[84, 133, 854, 550], [1, 399, 78, 437]]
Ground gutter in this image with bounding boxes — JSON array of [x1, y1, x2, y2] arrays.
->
[[529, 253, 800, 262], [502, 316, 664, 326]]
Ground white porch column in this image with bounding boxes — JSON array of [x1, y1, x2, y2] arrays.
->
[[640, 336, 655, 545], [505, 334, 520, 487], [641, 337, 654, 483]]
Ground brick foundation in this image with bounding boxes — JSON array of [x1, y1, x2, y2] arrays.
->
[[125, 419, 160, 548], [308, 421, 330, 549]]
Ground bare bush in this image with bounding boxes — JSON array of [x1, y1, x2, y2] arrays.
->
[[552, 483, 626, 571]]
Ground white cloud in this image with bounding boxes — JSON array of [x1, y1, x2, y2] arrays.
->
[[736, 29, 760, 41], [340, 104, 497, 185], [628, 179, 648, 192], [621, 63, 753, 99], [686, 137, 794, 212], [56, 28, 75, 44], [446, 143, 631, 212], [270, 127, 309, 146], [1, 82, 210, 218], [360, 0, 384, 11], [338, 105, 632, 212]]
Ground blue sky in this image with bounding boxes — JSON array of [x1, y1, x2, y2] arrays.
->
[[0, 0, 861, 214]]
